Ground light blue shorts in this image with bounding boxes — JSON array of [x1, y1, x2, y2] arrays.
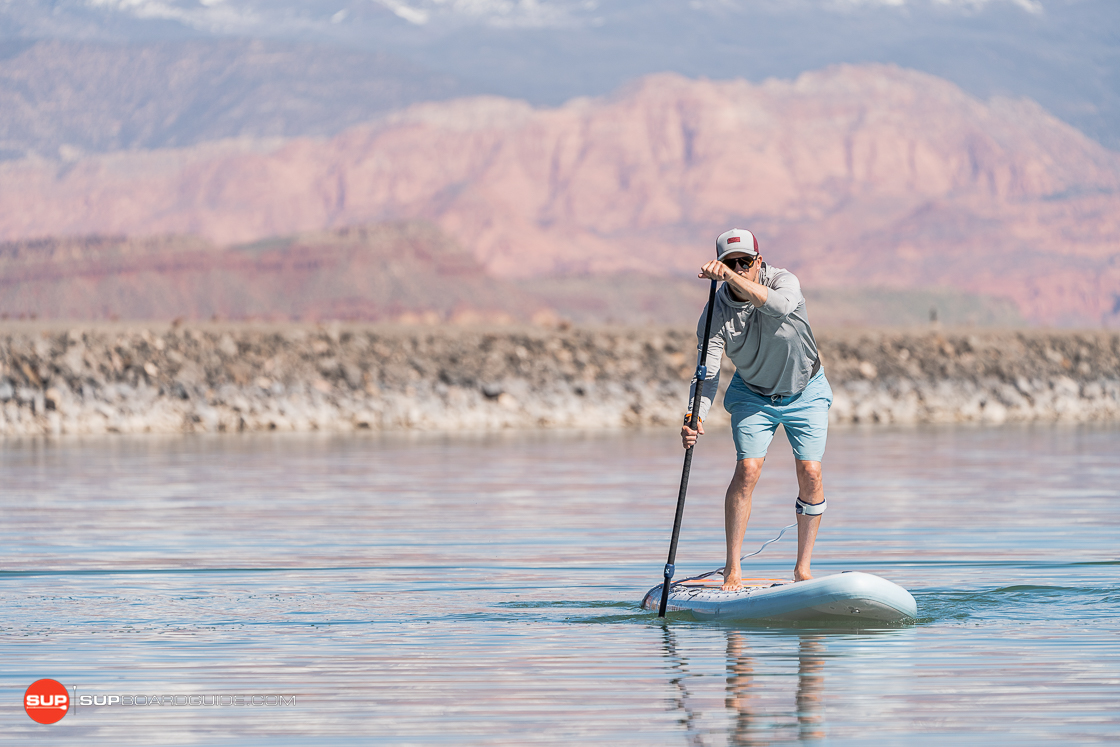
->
[[722, 371, 833, 462]]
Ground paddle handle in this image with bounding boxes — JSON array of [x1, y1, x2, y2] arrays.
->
[[659, 279, 718, 617]]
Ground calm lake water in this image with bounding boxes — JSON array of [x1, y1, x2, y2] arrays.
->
[[1, 425, 1118, 745]]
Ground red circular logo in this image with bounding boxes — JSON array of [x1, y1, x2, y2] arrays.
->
[[24, 679, 69, 724]]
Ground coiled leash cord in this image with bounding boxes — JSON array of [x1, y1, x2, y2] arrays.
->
[[669, 523, 797, 589]]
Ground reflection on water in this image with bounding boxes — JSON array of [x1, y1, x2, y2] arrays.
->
[[663, 626, 705, 746], [0, 425, 1118, 745], [793, 636, 825, 742], [664, 627, 827, 746]]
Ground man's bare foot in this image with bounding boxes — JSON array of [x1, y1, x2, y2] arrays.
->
[[793, 567, 813, 582], [721, 568, 744, 591]]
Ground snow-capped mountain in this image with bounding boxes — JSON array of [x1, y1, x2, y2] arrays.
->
[[1, 0, 1117, 149]]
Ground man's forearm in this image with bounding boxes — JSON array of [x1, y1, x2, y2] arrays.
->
[[698, 259, 768, 307], [725, 273, 768, 307]]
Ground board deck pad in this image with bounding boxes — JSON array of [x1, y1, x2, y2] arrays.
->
[[642, 571, 917, 622]]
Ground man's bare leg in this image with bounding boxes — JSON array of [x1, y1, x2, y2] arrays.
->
[[793, 460, 824, 582], [723, 457, 765, 590]]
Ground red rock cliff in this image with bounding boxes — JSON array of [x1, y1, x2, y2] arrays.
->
[[1, 65, 1117, 324]]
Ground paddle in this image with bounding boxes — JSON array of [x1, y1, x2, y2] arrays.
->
[[658, 278, 718, 618]]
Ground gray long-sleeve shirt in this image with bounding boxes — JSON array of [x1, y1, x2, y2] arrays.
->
[[687, 263, 821, 421]]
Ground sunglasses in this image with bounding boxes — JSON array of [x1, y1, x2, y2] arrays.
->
[[723, 255, 757, 270]]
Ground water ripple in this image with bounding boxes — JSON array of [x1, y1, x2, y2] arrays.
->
[[1, 426, 1119, 745]]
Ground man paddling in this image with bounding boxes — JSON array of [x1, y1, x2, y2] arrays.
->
[[681, 228, 832, 589]]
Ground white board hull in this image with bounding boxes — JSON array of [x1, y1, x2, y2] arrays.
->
[[642, 571, 917, 622]]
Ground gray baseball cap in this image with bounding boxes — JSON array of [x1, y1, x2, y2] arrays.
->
[[715, 228, 759, 261]]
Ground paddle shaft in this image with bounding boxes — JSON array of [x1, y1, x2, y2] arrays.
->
[[659, 279, 718, 617]]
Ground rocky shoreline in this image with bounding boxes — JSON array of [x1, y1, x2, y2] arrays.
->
[[1, 323, 1118, 437]]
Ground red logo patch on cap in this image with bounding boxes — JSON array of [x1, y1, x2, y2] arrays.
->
[[727, 237, 741, 244]]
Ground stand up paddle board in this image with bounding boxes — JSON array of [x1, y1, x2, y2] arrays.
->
[[642, 571, 916, 622]]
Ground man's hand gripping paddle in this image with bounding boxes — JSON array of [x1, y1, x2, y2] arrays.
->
[[658, 278, 718, 618]]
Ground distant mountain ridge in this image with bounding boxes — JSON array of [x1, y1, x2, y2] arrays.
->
[[0, 223, 521, 323], [0, 65, 1116, 325], [0, 223, 735, 326], [0, 223, 1026, 327], [0, 38, 462, 159], [3, 0, 1118, 150]]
